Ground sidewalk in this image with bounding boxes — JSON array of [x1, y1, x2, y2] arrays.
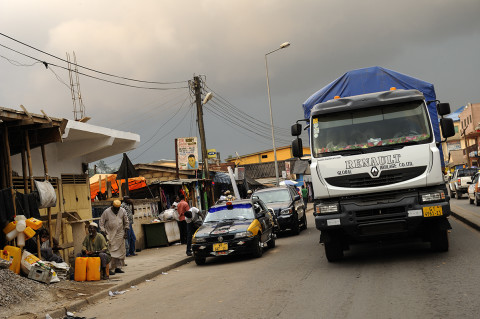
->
[[46, 243, 193, 319], [450, 202, 480, 231]]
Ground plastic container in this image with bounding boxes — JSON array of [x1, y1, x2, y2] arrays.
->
[[16, 220, 26, 232], [3, 221, 16, 234], [5, 229, 18, 241], [23, 227, 36, 239], [26, 218, 43, 230], [16, 232, 25, 247], [0, 249, 12, 263], [4, 245, 21, 274], [86, 257, 101, 281], [74, 257, 88, 281]]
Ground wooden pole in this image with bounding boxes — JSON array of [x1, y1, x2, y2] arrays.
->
[[24, 132, 34, 192], [3, 127, 15, 216], [21, 149, 28, 193], [40, 145, 53, 245]]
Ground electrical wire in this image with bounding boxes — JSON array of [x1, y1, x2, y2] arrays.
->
[[0, 53, 40, 67], [0, 32, 188, 85], [0, 42, 188, 90]]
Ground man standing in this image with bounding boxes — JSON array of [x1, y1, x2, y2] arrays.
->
[[100, 199, 129, 275], [185, 207, 203, 256], [79, 222, 111, 280], [122, 196, 137, 257], [176, 194, 189, 244]]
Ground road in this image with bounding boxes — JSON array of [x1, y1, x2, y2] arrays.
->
[[77, 206, 480, 319]]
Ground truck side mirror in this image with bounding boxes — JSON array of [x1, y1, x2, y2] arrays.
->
[[437, 103, 451, 116], [440, 118, 455, 138], [291, 123, 302, 136], [292, 138, 303, 158]]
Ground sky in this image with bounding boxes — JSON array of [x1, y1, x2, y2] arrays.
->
[[1, 0, 479, 169]]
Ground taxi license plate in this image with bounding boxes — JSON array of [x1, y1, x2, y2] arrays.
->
[[213, 243, 228, 251], [422, 206, 443, 217]]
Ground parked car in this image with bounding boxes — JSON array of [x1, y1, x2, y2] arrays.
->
[[468, 172, 480, 205], [191, 198, 276, 265], [448, 168, 477, 199], [252, 186, 306, 235]]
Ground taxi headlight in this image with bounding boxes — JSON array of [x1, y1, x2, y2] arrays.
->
[[280, 208, 292, 215], [193, 236, 206, 243], [234, 231, 253, 239], [420, 191, 445, 203]]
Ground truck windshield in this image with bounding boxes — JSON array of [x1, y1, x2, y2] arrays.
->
[[311, 101, 432, 157]]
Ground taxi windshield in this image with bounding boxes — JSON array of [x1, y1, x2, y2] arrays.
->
[[204, 204, 255, 222]]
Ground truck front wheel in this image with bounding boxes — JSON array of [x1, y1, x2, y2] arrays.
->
[[324, 234, 344, 262], [431, 228, 449, 252]]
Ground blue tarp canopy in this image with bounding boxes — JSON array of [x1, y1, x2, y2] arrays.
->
[[302, 66, 444, 165]]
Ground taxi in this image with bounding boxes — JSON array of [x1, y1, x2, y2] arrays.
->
[[192, 198, 276, 265]]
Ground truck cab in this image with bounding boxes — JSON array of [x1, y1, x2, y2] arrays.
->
[[292, 89, 455, 261]]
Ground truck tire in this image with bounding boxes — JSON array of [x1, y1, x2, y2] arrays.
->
[[324, 234, 344, 262], [475, 194, 480, 206], [470, 196, 474, 204], [431, 228, 448, 252]]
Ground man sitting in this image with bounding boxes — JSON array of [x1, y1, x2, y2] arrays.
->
[[78, 222, 111, 280]]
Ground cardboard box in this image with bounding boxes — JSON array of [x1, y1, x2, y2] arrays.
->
[[28, 264, 52, 284]]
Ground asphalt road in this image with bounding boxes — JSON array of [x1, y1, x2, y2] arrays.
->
[[77, 210, 480, 319]]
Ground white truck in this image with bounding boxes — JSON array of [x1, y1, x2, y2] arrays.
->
[[291, 88, 455, 261]]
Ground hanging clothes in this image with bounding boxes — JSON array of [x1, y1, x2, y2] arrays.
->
[[0, 188, 15, 224], [15, 192, 40, 219]]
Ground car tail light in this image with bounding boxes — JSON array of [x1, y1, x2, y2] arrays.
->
[[458, 178, 461, 184]]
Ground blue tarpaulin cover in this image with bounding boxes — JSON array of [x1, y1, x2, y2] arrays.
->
[[302, 66, 444, 165]]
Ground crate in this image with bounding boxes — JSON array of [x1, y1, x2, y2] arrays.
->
[[28, 264, 52, 284]]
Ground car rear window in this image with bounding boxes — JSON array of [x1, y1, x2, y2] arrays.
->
[[254, 189, 290, 203], [458, 169, 477, 177]]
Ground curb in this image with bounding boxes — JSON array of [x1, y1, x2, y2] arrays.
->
[[450, 211, 480, 232], [43, 256, 194, 319]]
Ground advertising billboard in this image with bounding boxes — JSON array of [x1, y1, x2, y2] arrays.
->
[[177, 137, 199, 170]]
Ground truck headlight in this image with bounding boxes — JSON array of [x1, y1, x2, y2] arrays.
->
[[315, 203, 339, 214], [193, 236, 206, 243], [234, 231, 253, 238], [280, 208, 292, 215], [420, 191, 445, 203]]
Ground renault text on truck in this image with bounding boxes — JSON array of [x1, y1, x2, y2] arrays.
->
[[292, 88, 455, 261]]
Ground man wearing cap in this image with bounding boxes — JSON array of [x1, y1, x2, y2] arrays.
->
[[79, 222, 111, 280], [100, 199, 129, 275]]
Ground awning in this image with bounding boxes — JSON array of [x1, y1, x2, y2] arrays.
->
[[90, 174, 147, 199], [156, 179, 200, 185]]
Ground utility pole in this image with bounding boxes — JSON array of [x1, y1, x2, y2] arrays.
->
[[193, 76, 209, 178]]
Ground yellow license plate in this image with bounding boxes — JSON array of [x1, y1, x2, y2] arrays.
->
[[213, 243, 228, 251], [422, 206, 443, 217]]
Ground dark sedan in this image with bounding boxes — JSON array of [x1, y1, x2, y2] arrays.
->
[[192, 199, 276, 265], [253, 186, 306, 235]]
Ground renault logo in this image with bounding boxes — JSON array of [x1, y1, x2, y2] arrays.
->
[[218, 236, 223, 242], [371, 166, 379, 177]]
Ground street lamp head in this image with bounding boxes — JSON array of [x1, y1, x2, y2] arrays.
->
[[280, 42, 290, 49], [202, 92, 213, 105]]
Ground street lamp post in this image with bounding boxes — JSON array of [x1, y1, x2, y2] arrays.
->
[[265, 42, 290, 186]]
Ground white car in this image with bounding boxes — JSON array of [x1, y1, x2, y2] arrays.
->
[[467, 172, 480, 205]]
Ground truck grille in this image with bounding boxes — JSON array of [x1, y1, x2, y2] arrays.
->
[[325, 166, 427, 188], [355, 206, 406, 222]]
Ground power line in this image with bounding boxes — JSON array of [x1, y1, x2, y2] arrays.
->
[[0, 42, 188, 90], [0, 32, 188, 85]]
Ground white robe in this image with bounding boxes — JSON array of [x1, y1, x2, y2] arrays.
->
[[100, 207, 128, 267]]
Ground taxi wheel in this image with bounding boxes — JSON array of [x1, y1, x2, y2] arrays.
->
[[252, 235, 263, 258], [194, 255, 206, 265], [267, 232, 276, 249]]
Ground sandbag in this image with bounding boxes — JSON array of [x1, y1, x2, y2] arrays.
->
[[34, 180, 57, 208]]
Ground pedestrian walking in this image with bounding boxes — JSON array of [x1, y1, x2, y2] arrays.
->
[[301, 185, 308, 207], [100, 199, 129, 275], [185, 207, 203, 256], [176, 194, 189, 244]]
